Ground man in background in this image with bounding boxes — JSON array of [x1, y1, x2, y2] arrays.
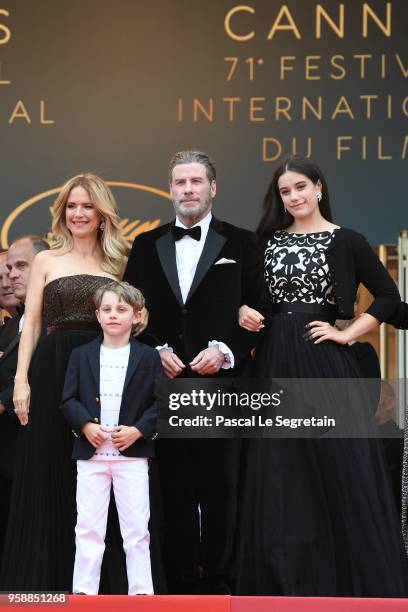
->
[[0, 236, 49, 558], [0, 251, 19, 347]]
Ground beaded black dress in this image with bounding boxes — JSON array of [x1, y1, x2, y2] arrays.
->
[[236, 231, 408, 597], [0, 275, 165, 593]]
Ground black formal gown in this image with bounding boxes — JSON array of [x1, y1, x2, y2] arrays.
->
[[236, 230, 408, 597], [0, 275, 165, 593]]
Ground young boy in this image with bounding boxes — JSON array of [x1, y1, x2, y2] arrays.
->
[[61, 281, 162, 595]]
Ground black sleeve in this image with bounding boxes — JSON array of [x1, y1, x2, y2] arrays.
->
[[388, 301, 408, 330], [60, 350, 92, 435], [353, 233, 401, 323], [222, 231, 268, 366]]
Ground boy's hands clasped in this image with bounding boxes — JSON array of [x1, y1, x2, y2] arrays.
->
[[81, 423, 108, 448], [81, 422, 142, 451], [111, 425, 143, 451]]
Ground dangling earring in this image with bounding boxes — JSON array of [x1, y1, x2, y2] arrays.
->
[[316, 191, 322, 203], [100, 219, 106, 231]]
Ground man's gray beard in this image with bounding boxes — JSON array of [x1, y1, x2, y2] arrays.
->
[[175, 201, 212, 226]]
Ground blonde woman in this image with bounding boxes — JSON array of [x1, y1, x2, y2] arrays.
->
[[1, 174, 128, 592]]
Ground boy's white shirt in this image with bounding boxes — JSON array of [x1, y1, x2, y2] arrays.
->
[[92, 342, 134, 460]]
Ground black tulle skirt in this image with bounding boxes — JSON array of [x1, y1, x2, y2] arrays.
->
[[236, 311, 408, 597], [0, 329, 165, 593]]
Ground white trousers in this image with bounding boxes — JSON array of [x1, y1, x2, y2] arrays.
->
[[73, 458, 153, 595]]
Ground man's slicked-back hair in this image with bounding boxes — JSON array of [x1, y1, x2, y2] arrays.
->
[[168, 150, 216, 184]]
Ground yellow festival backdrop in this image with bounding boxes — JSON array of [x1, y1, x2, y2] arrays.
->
[[0, 1, 407, 246]]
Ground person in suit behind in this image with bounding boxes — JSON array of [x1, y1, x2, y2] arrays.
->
[[0, 237, 49, 561], [0, 236, 49, 415], [0, 249, 19, 561], [124, 150, 266, 594], [61, 281, 163, 595]]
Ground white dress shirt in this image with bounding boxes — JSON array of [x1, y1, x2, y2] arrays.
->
[[93, 343, 134, 460], [175, 212, 211, 303]]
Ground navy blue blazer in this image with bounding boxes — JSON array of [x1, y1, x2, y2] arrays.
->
[[61, 336, 163, 460]]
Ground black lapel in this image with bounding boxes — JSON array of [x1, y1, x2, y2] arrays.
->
[[155, 227, 184, 306], [186, 218, 227, 303], [86, 337, 102, 391], [122, 340, 144, 395], [0, 333, 20, 363]]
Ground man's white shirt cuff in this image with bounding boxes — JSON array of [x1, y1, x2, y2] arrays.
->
[[156, 343, 173, 353], [208, 341, 234, 369]]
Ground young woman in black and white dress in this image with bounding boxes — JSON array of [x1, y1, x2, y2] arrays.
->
[[236, 155, 408, 597]]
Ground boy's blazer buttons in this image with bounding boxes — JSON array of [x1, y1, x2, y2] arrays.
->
[[96, 397, 100, 402], [94, 417, 99, 423]]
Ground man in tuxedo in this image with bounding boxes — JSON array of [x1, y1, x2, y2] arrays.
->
[[124, 150, 265, 594], [0, 236, 49, 557]]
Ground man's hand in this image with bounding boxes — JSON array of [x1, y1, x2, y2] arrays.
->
[[190, 346, 225, 375], [81, 422, 109, 448], [111, 425, 142, 451], [159, 348, 185, 378]]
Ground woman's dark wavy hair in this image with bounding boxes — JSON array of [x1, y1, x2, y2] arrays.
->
[[257, 155, 333, 237]]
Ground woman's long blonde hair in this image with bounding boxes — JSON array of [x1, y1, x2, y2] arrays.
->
[[52, 173, 128, 278]]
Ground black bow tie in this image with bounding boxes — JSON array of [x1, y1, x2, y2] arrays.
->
[[172, 225, 201, 242], [16, 302, 25, 317]]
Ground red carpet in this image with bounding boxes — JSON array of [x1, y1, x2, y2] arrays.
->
[[3, 595, 408, 611]]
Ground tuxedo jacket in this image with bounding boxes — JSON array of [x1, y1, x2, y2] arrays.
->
[[0, 317, 48, 414], [61, 336, 163, 460], [0, 317, 20, 479], [0, 315, 19, 351], [123, 216, 266, 376]]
